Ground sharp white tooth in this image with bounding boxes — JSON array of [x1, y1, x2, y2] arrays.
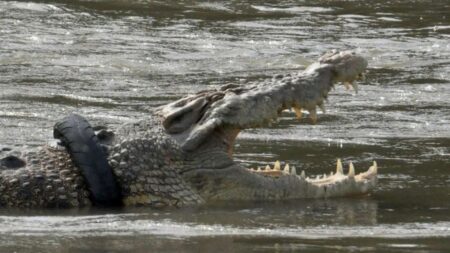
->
[[291, 166, 297, 175], [257, 167, 262, 171], [330, 171, 334, 176], [274, 160, 281, 171], [283, 163, 290, 174], [309, 109, 317, 124], [265, 165, 271, 171], [323, 173, 327, 179], [301, 170, 306, 178], [293, 106, 303, 119], [316, 175, 321, 179], [369, 161, 378, 174], [336, 159, 343, 174], [348, 162, 355, 177]]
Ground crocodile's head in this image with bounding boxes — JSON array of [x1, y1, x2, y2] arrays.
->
[[157, 50, 377, 201]]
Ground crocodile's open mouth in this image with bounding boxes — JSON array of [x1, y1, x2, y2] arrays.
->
[[161, 50, 377, 198]]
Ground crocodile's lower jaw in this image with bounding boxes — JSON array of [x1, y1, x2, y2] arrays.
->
[[248, 159, 378, 197]]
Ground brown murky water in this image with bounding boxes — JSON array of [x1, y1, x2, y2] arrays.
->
[[0, 0, 449, 252]]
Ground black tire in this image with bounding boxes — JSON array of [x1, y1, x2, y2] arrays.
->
[[53, 113, 122, 207]]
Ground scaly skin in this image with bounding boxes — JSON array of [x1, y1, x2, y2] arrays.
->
[[0, 50, 377, 208]]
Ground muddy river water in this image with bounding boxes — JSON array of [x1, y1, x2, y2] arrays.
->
[[0, 0, 449, 252]]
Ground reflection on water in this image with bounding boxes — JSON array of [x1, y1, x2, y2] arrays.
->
[[0, 200, 380, 237], [0, 199, 449, 252], [0, 0, 449, 252]]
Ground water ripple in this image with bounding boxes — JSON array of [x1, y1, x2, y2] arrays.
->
[[0, 214, 449, 239]]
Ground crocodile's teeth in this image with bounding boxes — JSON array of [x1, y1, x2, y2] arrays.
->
[[323, 173, 327, 179], [293, 106, 303, 119], [283, 163, 290, 174], [274, 160, 281, 171], [369, 161, 378, 174], [348, 162, 355, 177], [265, 165, 271, 171], [301, 170, 306, 178], [291, 166, 297, 175], [257, 167, 262, 171], [309, 109, 317, 124], [330, 171, 334, 176], [336, 159, 343, 174]]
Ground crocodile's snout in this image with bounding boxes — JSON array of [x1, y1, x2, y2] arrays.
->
[[318, 50, 368, 93]]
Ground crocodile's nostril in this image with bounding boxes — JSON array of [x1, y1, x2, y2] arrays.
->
[[1, 147, 12, 152]]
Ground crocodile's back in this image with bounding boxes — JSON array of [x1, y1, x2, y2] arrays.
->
[[0, 147, 91, 208]]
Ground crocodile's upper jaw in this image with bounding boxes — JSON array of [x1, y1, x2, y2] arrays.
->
[[159, 50, 376, 199]]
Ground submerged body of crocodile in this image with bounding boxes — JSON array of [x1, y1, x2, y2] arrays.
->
[[0, 50, 377, 208]]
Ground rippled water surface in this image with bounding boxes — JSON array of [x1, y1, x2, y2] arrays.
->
[[0, 0, 449, 252]]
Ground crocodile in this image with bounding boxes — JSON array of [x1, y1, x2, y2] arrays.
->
[[0, 50, 377, 208]]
